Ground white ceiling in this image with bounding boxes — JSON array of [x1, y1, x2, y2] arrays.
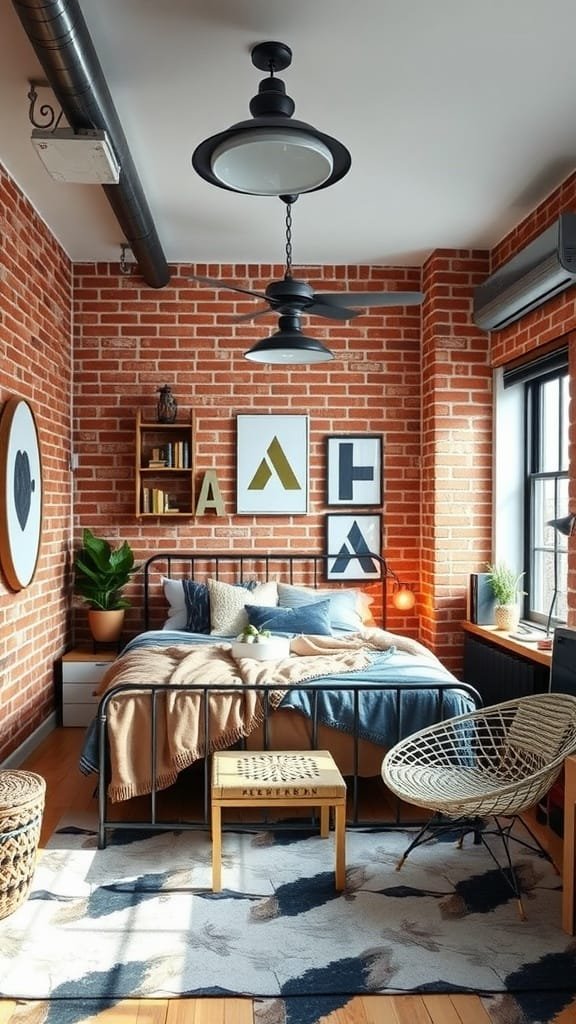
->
[[3, 0, 576, 271]]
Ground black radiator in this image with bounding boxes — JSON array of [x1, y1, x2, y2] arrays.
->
[[463, 634, 550, 705]]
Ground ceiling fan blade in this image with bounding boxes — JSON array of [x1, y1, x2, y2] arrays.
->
[[306, 300, 360, 321], [318, 291, 424, 308], [232, 306, 275, 323], [189, 274, 269, 302]]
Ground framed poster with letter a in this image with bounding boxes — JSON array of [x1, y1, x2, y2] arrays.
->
[[326, 434, 382, 507], [326, 513, 382, 580], [236, 414, 309, 515]]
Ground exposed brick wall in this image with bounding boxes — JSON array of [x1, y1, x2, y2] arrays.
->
[[420, 250, 493, 672], [0, 164, 72, 762], [72, 262, 423, 645]]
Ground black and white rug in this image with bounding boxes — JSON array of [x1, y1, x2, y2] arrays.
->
[[0, 821, 575, 1023]]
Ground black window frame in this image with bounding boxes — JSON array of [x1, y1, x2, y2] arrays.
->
[[517, 352, 570, 628]]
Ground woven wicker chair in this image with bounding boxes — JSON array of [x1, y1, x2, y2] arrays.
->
[[382, 692, 576, 918]]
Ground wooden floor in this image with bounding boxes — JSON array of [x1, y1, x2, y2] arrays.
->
[[0, 727, 562, 1024]]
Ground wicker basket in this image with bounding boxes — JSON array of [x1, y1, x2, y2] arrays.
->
[[0, 770, 46, 920]]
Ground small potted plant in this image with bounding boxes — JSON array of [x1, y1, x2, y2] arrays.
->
[[485, 561, 525, 632], [74, 529, 140, 643]]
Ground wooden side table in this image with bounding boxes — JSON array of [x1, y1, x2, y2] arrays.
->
[[563, 755, 576, 933], [211, 749, 347, 892]]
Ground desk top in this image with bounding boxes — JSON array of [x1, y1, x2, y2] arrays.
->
[[462, 621, 552, 668]]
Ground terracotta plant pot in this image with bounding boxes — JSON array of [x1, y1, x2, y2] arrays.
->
[[88, 609, 125, 644], [494, 603, 519, 632]]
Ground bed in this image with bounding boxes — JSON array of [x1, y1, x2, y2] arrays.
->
[[82, 551, 481, 848]]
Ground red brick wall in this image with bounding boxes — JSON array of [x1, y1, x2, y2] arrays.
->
[[0, 164, 72, 762], [71, 262, 423, 644], [419, 250, 493, 670]]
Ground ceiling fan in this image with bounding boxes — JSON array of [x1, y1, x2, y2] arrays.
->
[[190, 196, 423, 324], [189, 196, 424, 363]]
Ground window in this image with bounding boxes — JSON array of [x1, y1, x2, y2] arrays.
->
[[499, 345, 570, 629], [525, 367, 570, 628]]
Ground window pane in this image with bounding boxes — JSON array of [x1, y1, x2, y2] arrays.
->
[[540, 377, 560, 471], [525, 367, 569, 628], [556, 552, 568, 623], [561, 375, 570, 471]]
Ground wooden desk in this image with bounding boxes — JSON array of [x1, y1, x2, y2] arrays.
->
[[211, 749, 347, 892], [563, 755, 576, 933], [462, 621, 553, 667]]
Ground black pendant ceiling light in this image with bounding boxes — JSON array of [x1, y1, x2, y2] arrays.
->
[[244, 312, 334, 364], [192, 40, 351, 197]]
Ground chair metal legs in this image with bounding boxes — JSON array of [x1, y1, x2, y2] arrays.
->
[[395, 814, 484, 870], [396, 813, 550, 919]]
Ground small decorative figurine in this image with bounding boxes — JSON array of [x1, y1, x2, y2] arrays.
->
[[156, 385, 177, 423]]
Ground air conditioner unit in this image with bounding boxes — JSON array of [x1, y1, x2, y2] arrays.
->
[[473, 212, 576, 331]]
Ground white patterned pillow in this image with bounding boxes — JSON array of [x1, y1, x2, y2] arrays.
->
[[207, 578, 278, 635]]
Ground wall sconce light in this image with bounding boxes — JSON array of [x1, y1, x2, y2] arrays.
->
[[392, 583, 416, 611], [387, 566, 416, 611]]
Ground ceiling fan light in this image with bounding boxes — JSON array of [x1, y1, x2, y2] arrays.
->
[[211, 130, 334, 196], [244, 333, 334, 364]]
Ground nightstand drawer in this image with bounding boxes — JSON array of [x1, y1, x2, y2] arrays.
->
[[61, 660, 114, 685], [62, 681, 100, 705]]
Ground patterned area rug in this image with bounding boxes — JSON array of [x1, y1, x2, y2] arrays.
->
[[0, 820, 575, 1024]]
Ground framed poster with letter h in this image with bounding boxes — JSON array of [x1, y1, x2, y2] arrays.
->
[[326, 434, 382, 507]]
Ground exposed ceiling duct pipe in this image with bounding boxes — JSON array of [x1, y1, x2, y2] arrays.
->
[[12, 0, 171, 289]]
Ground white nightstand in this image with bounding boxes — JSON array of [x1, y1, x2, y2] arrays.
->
[[58, 649, 116, 726]]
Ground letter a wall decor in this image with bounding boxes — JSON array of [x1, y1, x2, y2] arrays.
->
[[326, 434, 382, 507], [326, 514, 382, 580], [236, 414, 309, 514]]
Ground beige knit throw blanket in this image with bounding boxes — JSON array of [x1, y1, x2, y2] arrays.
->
[[96, 628, 439, 802]]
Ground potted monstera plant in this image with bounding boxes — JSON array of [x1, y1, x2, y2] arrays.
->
[[74, 528, 140, 642], [486, 561, 526, 632]]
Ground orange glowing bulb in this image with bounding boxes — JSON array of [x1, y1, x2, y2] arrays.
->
[[393, 586, 416, 611]]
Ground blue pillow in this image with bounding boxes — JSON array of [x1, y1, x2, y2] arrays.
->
[[277, 582, 363, 632], [182, 580, 211, 633], [245, 599, 332, 636]]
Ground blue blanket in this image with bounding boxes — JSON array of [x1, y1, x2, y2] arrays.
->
[[80, 630, 477, 776]]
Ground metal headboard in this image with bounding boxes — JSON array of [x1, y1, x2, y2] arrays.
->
[[143, 551, 390, 632]]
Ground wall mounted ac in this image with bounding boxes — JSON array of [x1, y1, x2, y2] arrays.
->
[[473, 212, 576, 331]]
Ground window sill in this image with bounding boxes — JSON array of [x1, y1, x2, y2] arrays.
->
[[462, 621, 552, 667]]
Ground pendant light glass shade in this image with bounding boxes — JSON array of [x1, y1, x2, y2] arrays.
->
[[211, 130, 334, 196], [244, 330, 334, 364], [192, 41, 350, 197]]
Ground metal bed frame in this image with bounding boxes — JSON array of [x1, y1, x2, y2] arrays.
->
[[96, 551, 482, 848], [142, 550, 392, 632]]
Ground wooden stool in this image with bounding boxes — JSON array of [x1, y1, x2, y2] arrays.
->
[[211, 749, 347, 892]]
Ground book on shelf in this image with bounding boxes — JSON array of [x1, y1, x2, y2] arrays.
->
[[142, 487, 151, 514], [147, 460, 167, 468]]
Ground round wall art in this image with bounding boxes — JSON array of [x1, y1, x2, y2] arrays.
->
[[0, 397, 43, 590]]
